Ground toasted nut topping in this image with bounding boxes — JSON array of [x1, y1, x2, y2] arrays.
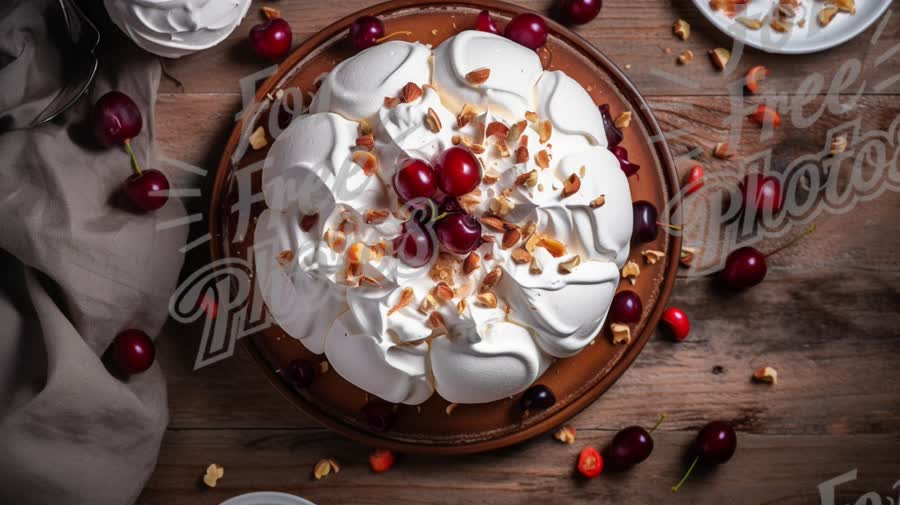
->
[[818, 6, 839, 26], [401, 82, 423, 103], [465, 67, 491, 85], [713, 142, 734, 159], [261, 6, 281, 19], [451, 134, 462, 145], [673, 19, 691, 40], [358, 120, 373, 136], [622, 260, 640, 285], [535, 149, 550, 169], [445, 402, 459, 415], [457, 104, 479, 128], [522, 221, 536, 239], [614, 111, 633, 128], [677, 50, 694, 65], [480, 216, 506, 231], [433, 282, 454, 302], [524, 232, 540, 253], [320, 361, 330, 373], [463, 252, 481, 275], [476, 291, 498, 308], [324, 229, 346, 253], [418, 293, 437, 314], [511, 248, 532, 264], [482, 267, 503, 291], [276, 250, 295, 268], [515, 144, 530, 164], [427, 311, 446, 330], [831, 135, 848, 154], [347, 241, 367, 264], [470, 143, 485, 154], [680, 246, 699, 267], [489, 194, 515, 217], [525, 111, 538, 123], [365, 209, 390, 224], [642, 250, 665, 265], [249, 126, 268, 150], [483, 169, 500, 184], [538, 120, 553, 144], [753, 366, 778, 384], [459, 190, 482, 213], [736, 16, 763, 30], [553, 425, 576, 444], [777, 4, 797, 19], [538, 235, 567, 257], [352, 151, 378, 176], [359, 275, 381, 287], [456, 298, 468, 315], [529, 255, 543, 274], [561, 173, 581, 198], [502, 227, 522, 249], [611, 323, 631, 345], [495, 138, 511, 158], [388, 287, 415, 316], [313, 459, 340, 480], [203, 464, 225, 488], [558, 255, 582, 274], [384, 96, 401, 108], [769, 19, 791, 32], [356, 134, 375, 151], [590, 195, 606, 208], [486, 121, 509, 139], [425, 107, 442, 133], [508, 120, 527, 142], [709, 48, 730, 71], [515, 169, 539, 187], [827, 0, 855, 13]]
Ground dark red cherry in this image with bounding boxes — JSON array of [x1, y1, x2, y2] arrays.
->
[[361, 401, 395, 432], [673, 421, 737, 492], [605, 426, 653, 469], [520, 384, 555, 410], [612, 145, 641, 177], [125, 169, 170, 212], [436, 147, 481, 196], [110, 329, 156, 375], [719, 246, 767, 289], [249, 18, 293, 60], [660, 307, 690, 342], [282, 359, 315, 388], [476, 10, 500, 34], [92, 91, 142, 147], [632, 201, 658, 243], [393, 220, 435, 268], [505, 13, 549, 50], [560, 0, 603, 25], [739, 173, 783, 217], [350, 16, 384, 50], [435, 213, 483, 255], [598, 104, 623, 147], [609, 290, 642, 324], [393, 159, 436, 201]]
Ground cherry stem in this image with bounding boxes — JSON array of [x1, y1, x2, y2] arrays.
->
[[124, 139, 142, 176], [431, 212, 448, 223], [375, 31, 413, 43], [672, 455, 699, 493], [657, 222, 682, 232], [765, 224, 816, 258], [649, 413, 668, 434]]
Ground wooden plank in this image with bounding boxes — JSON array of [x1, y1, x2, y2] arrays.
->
[[155, 0, 900, 96], [137, 428, 900, 505]]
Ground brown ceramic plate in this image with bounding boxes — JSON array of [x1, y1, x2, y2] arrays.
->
[[209, 0, 680, 454]]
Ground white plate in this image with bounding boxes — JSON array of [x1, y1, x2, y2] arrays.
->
[[692, 0, 892, 54], [219, 492, 317, 505]]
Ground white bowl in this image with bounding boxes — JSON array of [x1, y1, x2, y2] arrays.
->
[[219, 492, 316, 505]]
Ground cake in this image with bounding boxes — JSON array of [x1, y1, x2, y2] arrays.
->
[[253, 30, 633, 406]]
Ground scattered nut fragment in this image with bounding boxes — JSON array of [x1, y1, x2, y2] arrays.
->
[[476, 291, 498, 308], [320, 361, 330, 373], [752, 366, 778, 384], [818, 6, 839, 26], [535, 149, 550, 169], [709, 48, 731, 71], [713, 142, 734, 159], [457, 103, 478, 128], [611, 323, 631, 345], [365, 209, 390, 224], [445, 402, 459, 415], [418, 293, 437, 314], [830, 135, 848, 155], [387, 287, 415, 316], [401, 82, 423, 103], [677, 50, 694, 65], [346, 242, 367, 264], [511, 248, 532, 264], [482, 169, 500, 184], [489, 194, 515, 217], [261, 6, 281, 19], [538, 120, 553, 144], [614, 111, 633, 129], [457, 298, 468, 315], [680, 246, 699, 267], [525, 111, 538, 123], [480, 216, 506, 231], [590, 195, 606, 208], [529, 255, 543, 274], [553, 425, 577, 444], [769, 19, 791, 33], [537, 235, 567, 257], [673, 19, 691, 40], [561, 173, 581, 198], [622, 260, 640, 285], [313, 459, 340, 480], [352, 151, 378, 176], [777, 4, 797, 19], [249, 126, 268, 150], [642, 250, 665, 265], [427, 311, 446, 330], [202, 464, 224, 488], [515, 170, 539, 187], [508, 120, 527, 142], [276, 250, 295, 268], [324, 229, 346, 253], [482, 267, 503, 290], [425, 107, 442, 133], [827, 0, 855, 14], [459, 189, 482, 213], [736, 16, 763, 30], [383, 96, 401, 108], [356, 134, 375, 151], [433, 282, 454, 303], [502, 227, 522, 249], [558, 255, 582, 274], [486, 121, 509, 139], [465, 67, 491, 85]]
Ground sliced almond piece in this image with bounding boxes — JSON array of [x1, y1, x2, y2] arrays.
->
[[709, 48, 730, 71], [481, 267, 503, 291], [249, 126, 268, 150], [482, 169, 500, 184], [476, 291, 498, 308], [433, 282, 454, 303], [622, 260, 640, 285], [752, 366, 778, 384], [427, 311, 446, 330], [736, 16, 763, 30], [614, 111, 633, 128], [457, 298, 468, 316], [456, 103, 479, 128], [553, 425, 576, 444], [642, 249, 665, 265], [677, 50, 694, 65], [364, 209, 389, 224], [558, 255, 582, 274], [489, 194, 515, 217], [515, 144, 530, 164], [538, 235, 567, 257], [673, 19, 691, 40], [827, 0, 855, 14], [387, 287, 415, 316], [590, 195, 606, 208], [465, 67, 491, 85], [611, 323, 631, 345], [261, 6, 281, 19], [561, 173, 581, 198], [486, 121, 509, 139], [203, 464, 225, 488], [525, 111, 538, 123], [535, 149, 550, 169], [425, 107, 442, 133], [511, 248, 532, 264], [538, 120, 553, 144], [401, 82, 423, 103], [502, 227, 522, 249], [529, 255, 543, 274], [313, 459, 340, 480], [480, 216, 506, 231], [418, 293, 438, 314], [508, 120, 527, 142], [358, 120, 373, 136], [324, 229, 346, 253], [713, 142, 734, 159], [515, 169, 539, 187], [383, 96, 401, 109], [818, 6, 839, 26], [830, 135, 848, 154]]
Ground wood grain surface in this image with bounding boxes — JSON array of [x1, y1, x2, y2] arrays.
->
[[141, 0, 900, 503]]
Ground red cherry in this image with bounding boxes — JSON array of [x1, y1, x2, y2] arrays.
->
[[249, 18, 292, 60], [350, 16, 385, 50], [660, 307, 690, 341], [632, 201, 658, 243], [125, 169, 170, 212], [504, 13, 549, 50], [612, 145, 640, 177], [110, 329, 156, 375], [476, 10, 500, 34], [369, 449, 395, 473], [685, 165, 704, 195], [605, 426, 653, 469], [393, 220, 435, 268], [610, 290, 642, 324], [393, 159, 436, 201], [435, 213, 483, 255], [560, 0, 603, 25], [719, 246, 767, 289], [576, 446, 604, 478], [598, 104, 623, 147], [740, 173, 783, 217], [435, 147, 481, 196], [92, 91, 142, 147], [673, 421, 737, 492]]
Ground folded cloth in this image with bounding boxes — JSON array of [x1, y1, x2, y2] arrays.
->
[[0, 1, 187, 504]]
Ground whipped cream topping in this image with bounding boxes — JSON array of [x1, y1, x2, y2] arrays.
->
[[255, 31, 633, 405], [104, 0, 251, 59]]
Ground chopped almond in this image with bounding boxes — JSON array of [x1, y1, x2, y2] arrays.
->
[[749, 104, 781, 128], [745, 66, 769, 94], [590, 195, 606, 208], [481, 267, 503, 291], [515, 170, 539, 187], [427, 311, 446, 330], [538, 120, 553, 144], [525, 111, 538, 123], [553, 425, 576, 444], [433, 282, 454, 303], [365, 209, 389, 224], [313, 459, 340, 480], [538, 235, 567, 257], [561, 173, 581, 198], [261, 6, 281, 19], [324, 229, 346, 253], [529, 255, 543, 274], [425, 107, 442, 133], [463, 252, 480, 275], [673, 19, 690, 40], [203, 464, 225, 488], [614, 111, 633, 128], [511, 248, 532, 264], [465, 67, 491, 85], [622, 260, 640, 285], [558, 255, 582, 274], [677, 50, 694, 65], [508, 120, 527, 142], [352, 151, 378, 176], [502, 227, 522, 249], [752, 366, 778, 384], [401, 82, 423, 103], [476, 291, 498, 308], [713, 142, 734, 159], [535, 149, 550, 169], [457, 298, 468, 315], [249, 126, 268, 150], [486, 121, 509, 139], [276, 250, 295, 268], [384, 96, 401, 108], [611, 323, 631, 345], [642, 250, 665, 265], [709, 48, 730, 71], [387, 287, 415, 316]]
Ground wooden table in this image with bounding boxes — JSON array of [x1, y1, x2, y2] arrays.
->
[[142, 1, 900, 503]]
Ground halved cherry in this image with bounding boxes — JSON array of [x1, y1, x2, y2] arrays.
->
[[576, 446, 604, 479], [745, 66, 769, 94], [749, 104, 781, 129], [684, 164, 704, 195], [369, 449, 395, 473]]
